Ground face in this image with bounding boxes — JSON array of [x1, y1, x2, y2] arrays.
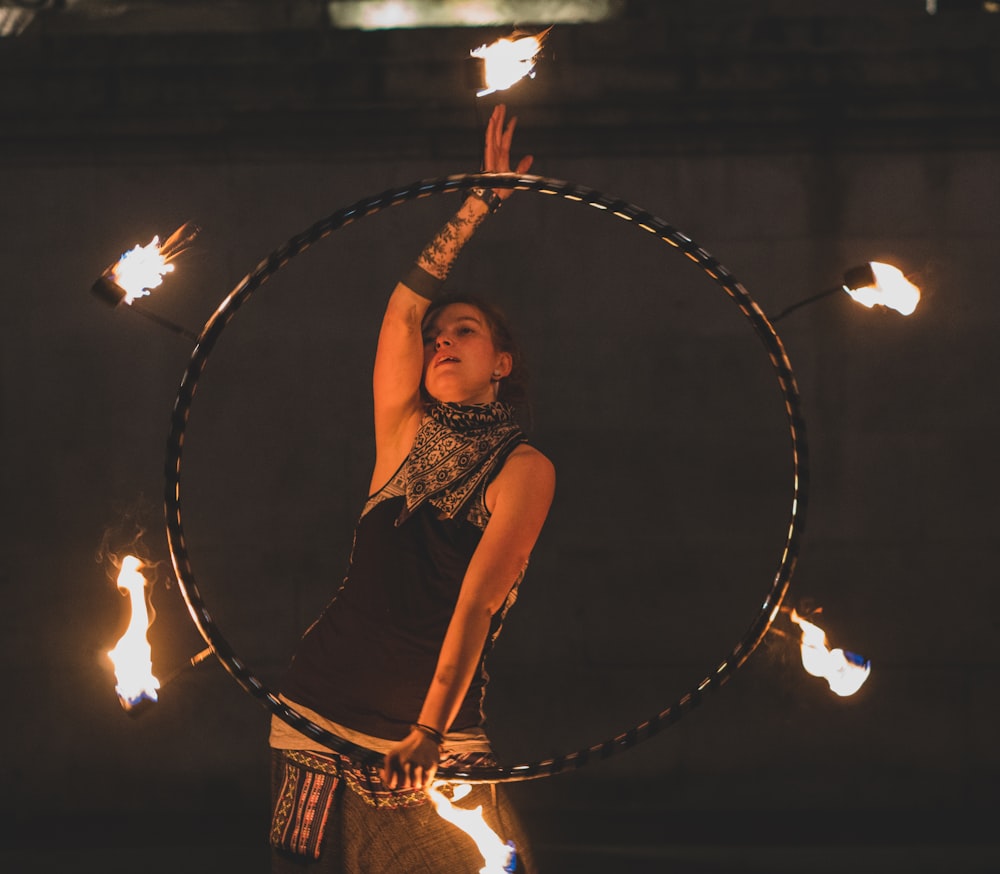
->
[[422, 303, 512, 405]]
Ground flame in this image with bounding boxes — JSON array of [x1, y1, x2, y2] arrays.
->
[[428, 782, 515, 873], [789, 610, 871, 697], [109, 236, 173, 304], [471, 27, 551, 97], [107, 222, 200, 305], [106, 555, 160, 708], [845, 262, 920, 316]]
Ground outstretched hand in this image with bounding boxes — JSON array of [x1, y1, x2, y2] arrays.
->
[[483, 103, 533, 201]]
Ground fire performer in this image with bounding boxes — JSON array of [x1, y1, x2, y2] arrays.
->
[[269, 104, 554, 872]]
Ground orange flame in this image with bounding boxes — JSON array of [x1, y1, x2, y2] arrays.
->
[[106, 555, 160, 708], [471, 27, 551, 97], [789, 609, 871, 697], [428, 782, 515, 873], [845, 262, 920, 316], [108, 222, 200, 305]]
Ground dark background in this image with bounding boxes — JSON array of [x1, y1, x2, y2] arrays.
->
[[2, 1, 998, 871]]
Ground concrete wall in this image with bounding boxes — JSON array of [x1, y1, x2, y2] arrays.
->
[[2, 1, 998, 857]]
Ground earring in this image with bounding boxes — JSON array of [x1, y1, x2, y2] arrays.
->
[[492, 371, 501, 381]]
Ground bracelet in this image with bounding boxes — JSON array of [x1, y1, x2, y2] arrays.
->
[[467, 187, 503, 214], [410, 722, 445, 745]]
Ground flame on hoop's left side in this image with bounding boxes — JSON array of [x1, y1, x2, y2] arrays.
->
[[93, 221, 200, 307], [107, 555, 160, 712]]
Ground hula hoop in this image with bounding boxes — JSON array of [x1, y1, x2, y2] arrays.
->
[[164, 173, 808, 783]]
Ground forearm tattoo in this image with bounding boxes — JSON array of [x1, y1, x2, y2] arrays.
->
[[416, 208, 488, 280]]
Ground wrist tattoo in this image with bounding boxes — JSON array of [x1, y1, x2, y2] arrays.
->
[[416, 211, 487, 279]]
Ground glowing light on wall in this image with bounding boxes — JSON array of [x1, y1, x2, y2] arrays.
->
[[327, 0, 619, 29]]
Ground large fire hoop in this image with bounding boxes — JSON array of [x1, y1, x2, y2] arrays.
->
[[163, 173, 809, 782]]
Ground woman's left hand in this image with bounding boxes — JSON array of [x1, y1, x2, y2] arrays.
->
[[381, 729, 441, 791], [483, 103, 534, 201]]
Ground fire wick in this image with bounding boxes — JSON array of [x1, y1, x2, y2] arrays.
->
[[91, 273, 199, 343], [115, 646, 214, 718]]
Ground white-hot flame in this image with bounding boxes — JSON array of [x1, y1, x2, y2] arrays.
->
[[107, 221, 200, 305], [790, 610, 871, 697], [428, 782, 515, 873], [845, 262, 921, 316], [106, 555, 160, 707], [471, 28, 551, 97], [110, 236, 174, 305]]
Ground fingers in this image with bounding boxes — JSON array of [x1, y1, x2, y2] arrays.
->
[[489, 104, 507, 151], [380, 749, 439, 791], [499, 113, 517, 155], [484, 103, 528, 176], [382, 761, 435, 791]]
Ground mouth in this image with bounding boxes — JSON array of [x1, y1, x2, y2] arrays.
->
[[435, 354, 460, 367]]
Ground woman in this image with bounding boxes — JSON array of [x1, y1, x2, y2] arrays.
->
[[269, 104, 555, 872]]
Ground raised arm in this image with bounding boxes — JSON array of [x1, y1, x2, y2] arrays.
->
[[370, 105, 534, 492]]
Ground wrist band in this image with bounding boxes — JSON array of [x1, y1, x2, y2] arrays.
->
[[401, 263, 445, 301], [411, 723, 445, 745], [467, 187, 503, 214]]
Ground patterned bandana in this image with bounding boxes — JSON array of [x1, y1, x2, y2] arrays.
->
[[397, 401, 524, 524]]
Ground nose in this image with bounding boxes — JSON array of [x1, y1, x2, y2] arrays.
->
[[435, 334, 451, 349]]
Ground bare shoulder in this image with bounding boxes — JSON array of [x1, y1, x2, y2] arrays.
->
[[484, 442, 555, 523], [492, 443, 556, 500], [507, 443, 555, 476]]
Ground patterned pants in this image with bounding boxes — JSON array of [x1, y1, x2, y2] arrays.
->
[[269, 748, 537, 873]]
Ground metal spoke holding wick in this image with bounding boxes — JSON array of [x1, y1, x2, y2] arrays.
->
[[162, 173, 809, 783], [92, 272, 200, 343], [128, 300, 199, 342], [157, 645, 214, 688], [771, 284, 844, 323]]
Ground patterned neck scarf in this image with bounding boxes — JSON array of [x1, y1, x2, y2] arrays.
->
[[397, 401, 524, 524]]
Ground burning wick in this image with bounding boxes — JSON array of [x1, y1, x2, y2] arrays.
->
[[789, 609, 871, 697], [842, 261, 921, 317], [91, 222, 200, 341], [106, 555, 160, 714], [470, 27, 552, 97], [427, 782, 517, 873], [772, 261, 921, 323]]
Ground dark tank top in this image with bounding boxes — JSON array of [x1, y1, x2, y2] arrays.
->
[[280, 408, 525, 741]]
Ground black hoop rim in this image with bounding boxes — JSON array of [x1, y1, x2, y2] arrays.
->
[[163, 173, 808, 782]]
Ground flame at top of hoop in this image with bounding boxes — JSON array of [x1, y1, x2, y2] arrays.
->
[[471, 27, 552, 97]]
